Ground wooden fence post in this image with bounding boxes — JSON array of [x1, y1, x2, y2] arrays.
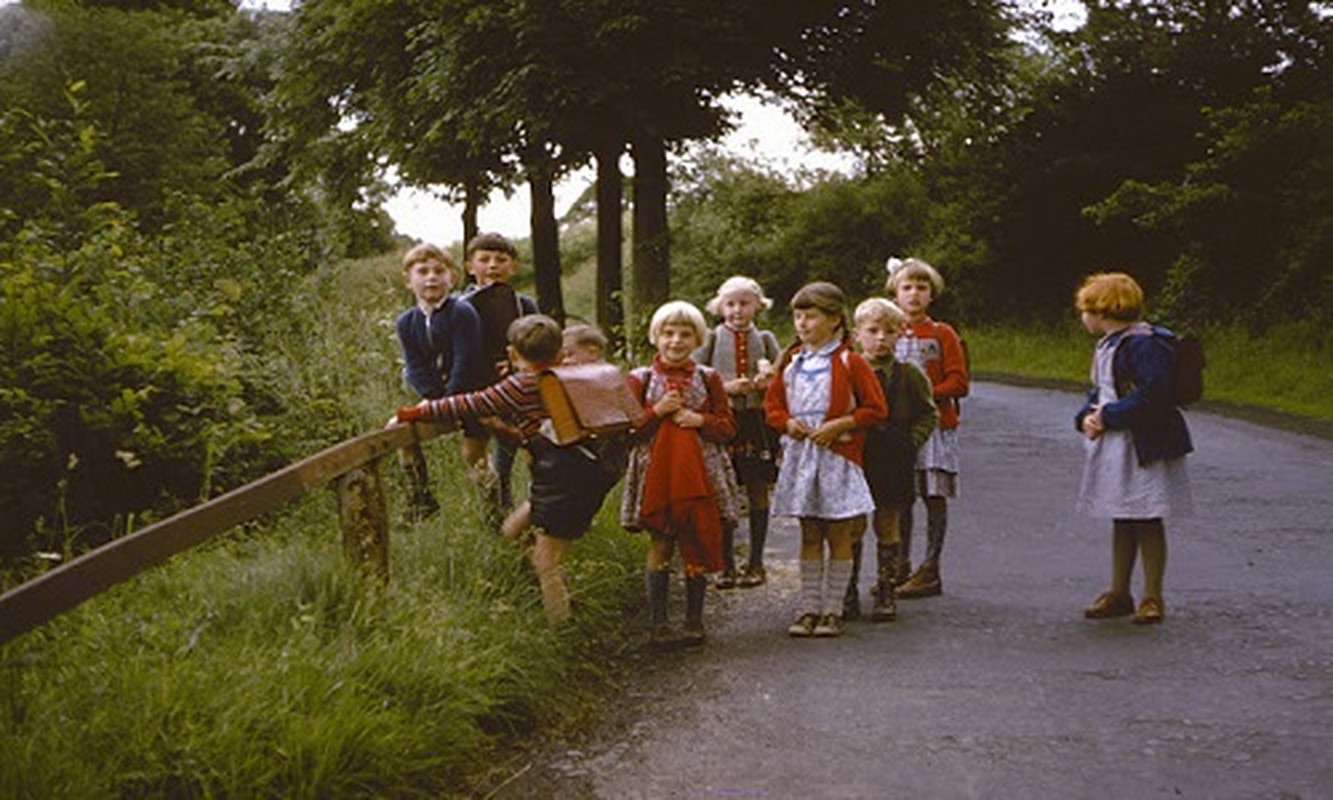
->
[[337, 460, 389, 583]]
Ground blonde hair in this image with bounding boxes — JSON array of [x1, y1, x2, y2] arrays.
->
[[1074, 272, 1144, 322], [648, 300, 707, 344], [402, 242, 457, 279], [854, 297, 908, 330], [705, 275, 773, 316], [885, 257, 944, 298]]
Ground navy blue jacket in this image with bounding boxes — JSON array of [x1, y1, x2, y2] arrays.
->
[[1075, 324, 1194, 466], [395, 295, 486, 399]]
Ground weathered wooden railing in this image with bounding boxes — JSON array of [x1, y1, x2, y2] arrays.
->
[[0, 420, 454, 645]]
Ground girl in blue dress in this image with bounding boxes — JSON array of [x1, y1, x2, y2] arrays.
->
[[764, 282, 887, 637]]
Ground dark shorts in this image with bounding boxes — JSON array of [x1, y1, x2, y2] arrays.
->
[[459, 417, 488, 439], [864, 426, 916, 508], [528, 440, 625, 540]]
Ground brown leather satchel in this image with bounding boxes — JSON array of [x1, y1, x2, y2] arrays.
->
[[537, 363, 644, 445]]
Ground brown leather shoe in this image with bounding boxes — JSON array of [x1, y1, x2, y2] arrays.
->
[[1133, 596, 1165, 625], [737, 565, 767, 588], [896, 562, 942, 599], [1084, 591, 1135, 619]]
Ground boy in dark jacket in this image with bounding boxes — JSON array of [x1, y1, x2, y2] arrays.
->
[[397, 315, 634, 623], [846, 298, 939, 621], [393, 243, 486, 518]]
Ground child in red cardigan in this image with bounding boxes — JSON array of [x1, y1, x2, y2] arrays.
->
[[887, 258, 970, 598], [620, 301, 741, 648], [764, 282, 887, 638]]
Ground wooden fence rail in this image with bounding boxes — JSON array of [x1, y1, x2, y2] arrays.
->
[[0, 420, 454, 645]]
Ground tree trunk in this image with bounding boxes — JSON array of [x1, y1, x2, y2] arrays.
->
[[595, 142, 625, 355], [529, 164, 565, 323], [462, 179, 481, 247], [631, 133, 669, 355]]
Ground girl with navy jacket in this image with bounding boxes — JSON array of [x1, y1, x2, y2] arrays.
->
[[1074, 272, 1193, 625]]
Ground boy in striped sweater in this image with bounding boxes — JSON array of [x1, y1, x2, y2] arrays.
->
[[396, 315, 633, 623]]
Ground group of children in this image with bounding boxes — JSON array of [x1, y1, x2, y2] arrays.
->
[[391, 233, 1191, 641]]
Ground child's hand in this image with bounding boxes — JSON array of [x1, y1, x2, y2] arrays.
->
[[396, 401, 430, 423], [653, 390, 684, 418], [723, 376, 753, 395], [810, 417, 854, 446], [1081, 407, 1104, 440], [785, 418, 812, 440], [672, 409, 704, 428]]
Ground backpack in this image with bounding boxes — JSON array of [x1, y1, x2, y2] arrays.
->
[[1116, 325, 1205, 408], [537, 363, 644, 445], [1172, 333, 1205, 407]]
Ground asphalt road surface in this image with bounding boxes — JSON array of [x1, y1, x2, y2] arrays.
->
[[492, 382, 1333, 800]]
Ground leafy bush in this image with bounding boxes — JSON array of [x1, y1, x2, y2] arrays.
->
[[669, 148, 928, 314]]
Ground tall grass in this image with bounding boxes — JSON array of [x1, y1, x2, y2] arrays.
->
[[1, 252, 646, 798], [966, 319, 1333, 422]]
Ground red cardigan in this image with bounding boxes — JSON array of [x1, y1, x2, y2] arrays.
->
[[763, 341, 887, 467]]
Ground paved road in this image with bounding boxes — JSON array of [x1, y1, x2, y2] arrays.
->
[[493, 382, 1333, 799]]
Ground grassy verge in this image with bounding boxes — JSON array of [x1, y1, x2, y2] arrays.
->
[[1, 252, 646, 798], [966, 320, 1333, 437]]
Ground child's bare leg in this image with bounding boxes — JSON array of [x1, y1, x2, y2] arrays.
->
[[530, 531, 571, 623], [502, 501, 533, 542], [461, 433, 502, 529]]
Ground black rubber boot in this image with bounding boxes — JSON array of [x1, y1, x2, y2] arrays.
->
[[646, 569, 676, 647], [871, 542, 899, 622]]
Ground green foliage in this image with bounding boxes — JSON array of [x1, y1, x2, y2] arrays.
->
[[669, 146, 928, 313], [956, 0, 1333, 326], [967, 319, 1333, 421], [0, 90, 276, 563], [0, 0, 401, 569], [0, 484, 645, 798]]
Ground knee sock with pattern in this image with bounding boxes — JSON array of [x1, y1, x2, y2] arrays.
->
[[799, 558, 823, 615], [825, 559, 853, 617]]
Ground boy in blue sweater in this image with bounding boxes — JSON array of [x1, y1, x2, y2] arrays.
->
[[394, 243, 487, 518]]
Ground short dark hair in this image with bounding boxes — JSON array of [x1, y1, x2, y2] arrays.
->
[[465, 231, 518, 259], [507, 315, 562, 363]]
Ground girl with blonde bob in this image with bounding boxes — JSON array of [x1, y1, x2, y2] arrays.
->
[[622, 301, 742, 647], [1074, 271, 1193, 625], [695, 276, 782, 589]]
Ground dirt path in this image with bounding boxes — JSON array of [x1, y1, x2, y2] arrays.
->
[[491, 382, 1333, 799]]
